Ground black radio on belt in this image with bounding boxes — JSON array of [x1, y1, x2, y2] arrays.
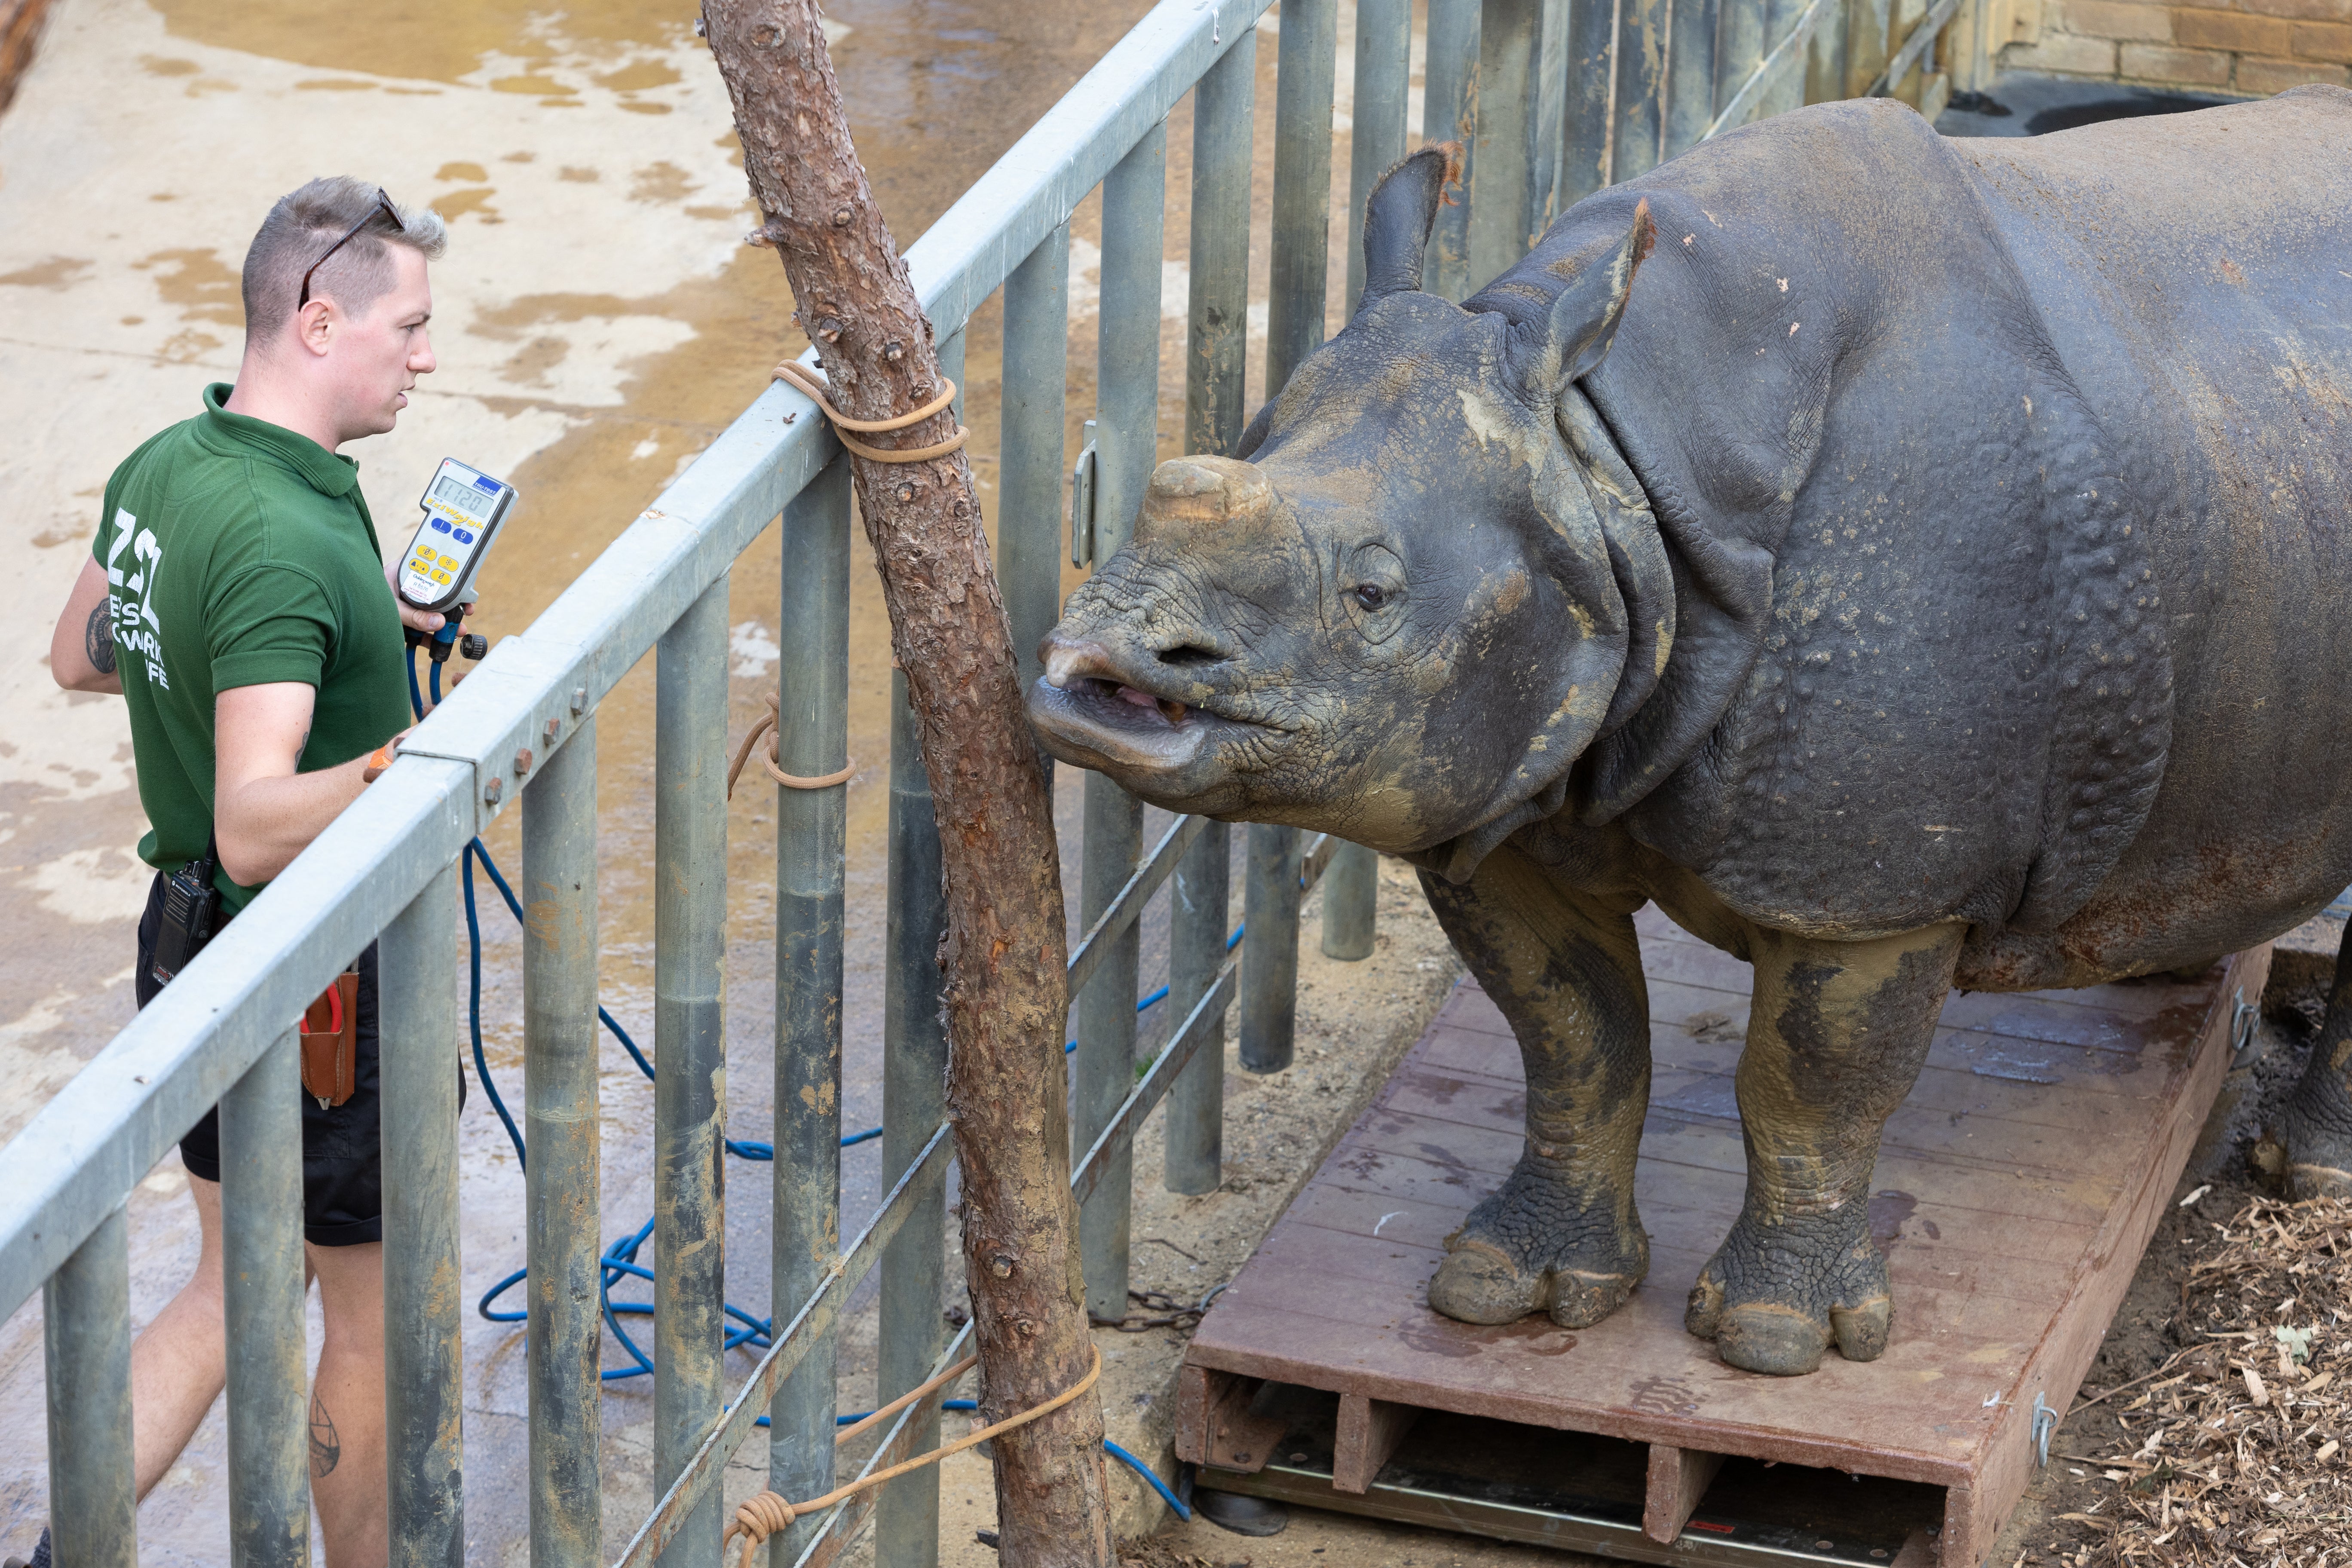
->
[[150, 839, 222, 988]]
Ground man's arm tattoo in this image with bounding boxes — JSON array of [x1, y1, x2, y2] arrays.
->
[[309, 1390, 341, 1478], [85, 602, 116, 676]]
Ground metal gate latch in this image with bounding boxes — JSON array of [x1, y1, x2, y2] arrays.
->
[[2031, 1392, 2057, 1467], [1070, 418, 1099, 567], [2230, 987, 2260, 1066]]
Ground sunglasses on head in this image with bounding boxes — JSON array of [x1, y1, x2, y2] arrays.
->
[[298, 188, 404, 309]]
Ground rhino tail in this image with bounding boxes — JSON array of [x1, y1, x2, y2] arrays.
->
[[1357, 141, 1464, 309]]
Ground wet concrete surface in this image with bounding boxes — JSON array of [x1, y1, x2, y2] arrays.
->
[[0, 0, 1416, 1562]]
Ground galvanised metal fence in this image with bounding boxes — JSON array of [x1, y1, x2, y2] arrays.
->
[[0, 0, 1987, 1564]]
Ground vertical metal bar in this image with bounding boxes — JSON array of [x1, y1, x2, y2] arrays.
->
[[525, 713, 601, 1568], [1716, 0, 1767, 117], [877, 675, 947, 1568], [1344, 0, 1412, 314], [1473, 0, 1568, 282], [1805, 0, 1852, 101], [872, 329, 964, 1568], [1613, 0, 1673, 182], [1559, 0, 1614, 209], [1421, 0, 1482, 303], [1664, 0, 1722, 156], [769, 451, 852, 1567], [1168, 35, 1253, 1195], [1248, 0, 1335, 1080], [1185, 26, 1256, 459], [1320, 845, 1377, 960], [1265, 0, 1336, 390], [43, 1204, 136, 1568], [1164, 824, 1232, 1193], [382, 869, 463, 1568], [1763, 0, 1813, 113], [655, 579, 728, 1568], [1313, 0, 1401, 972], [1240, 823, 1303, 1075], [1075, 123, 1167, 1324], [999, 227, 1071, 704], [220, 1026, 310, 1568]]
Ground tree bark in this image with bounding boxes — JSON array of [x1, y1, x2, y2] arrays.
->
[[701, 4, 1112, 1564]]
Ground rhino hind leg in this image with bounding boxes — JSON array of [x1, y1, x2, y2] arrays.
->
[[1686, 922, 1964, 1376], [1416, 850, 1654, 1332], [2282, 934, 2352, 1198]]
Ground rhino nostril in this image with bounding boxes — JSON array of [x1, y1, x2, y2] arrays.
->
[[1157, 643, 1223, 668]]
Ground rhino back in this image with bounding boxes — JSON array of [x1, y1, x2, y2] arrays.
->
[[1469, 95, 2352, 971], [1947, 86, 2352, 980]]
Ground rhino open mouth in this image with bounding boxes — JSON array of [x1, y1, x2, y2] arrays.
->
[[1027, 638, 1263, 777]]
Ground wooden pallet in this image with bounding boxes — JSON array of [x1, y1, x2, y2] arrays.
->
[[1179, 909, 2268, 1567]]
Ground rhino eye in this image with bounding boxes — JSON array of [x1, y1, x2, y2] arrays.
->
[[1354, 584, 1388, 611]]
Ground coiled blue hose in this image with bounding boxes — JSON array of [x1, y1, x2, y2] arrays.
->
[[412, 651, 1197, 1516]]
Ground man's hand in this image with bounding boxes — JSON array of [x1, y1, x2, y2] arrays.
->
[[386, 556, 448, 638], [215, 682, 406, 885], [51, 557, 124, 695]]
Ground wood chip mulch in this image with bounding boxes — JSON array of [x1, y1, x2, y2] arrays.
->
[[2049, 1194, 2349, 1566]]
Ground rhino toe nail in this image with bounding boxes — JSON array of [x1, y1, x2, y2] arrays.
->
[[1427, 1239, 1547, 1325], [1684, 1273, 1726, 1339], [1548, 1268, 1640, 1329], [1714, 1302, 1832, 1377], [1829, 1294, 1894, 1363]]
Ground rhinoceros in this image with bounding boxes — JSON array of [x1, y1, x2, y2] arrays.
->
[[1026, 87, 2352, 1375]]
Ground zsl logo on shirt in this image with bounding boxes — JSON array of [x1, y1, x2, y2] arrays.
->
[[106, 507, 168, 690]]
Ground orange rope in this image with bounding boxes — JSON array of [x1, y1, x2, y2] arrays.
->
[[721, 1345, 1101, 1568], [772, 359, 969, 462], [727, 692, 855, 796]]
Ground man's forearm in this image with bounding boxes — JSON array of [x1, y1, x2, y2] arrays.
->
[[215, 755, 372, 885]]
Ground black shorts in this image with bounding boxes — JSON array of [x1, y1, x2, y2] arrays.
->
[[137, 871, 384, 1247]]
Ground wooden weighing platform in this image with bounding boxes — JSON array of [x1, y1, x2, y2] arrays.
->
[[1178, 909, 2268, 1567]]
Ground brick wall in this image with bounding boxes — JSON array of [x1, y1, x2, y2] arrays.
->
[[1990, 0, 2351, 93]]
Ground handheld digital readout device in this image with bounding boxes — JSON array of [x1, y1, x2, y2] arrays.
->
[[398, 458, 516, 616]]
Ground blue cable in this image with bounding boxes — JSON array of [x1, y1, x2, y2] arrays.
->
[[418, 649, 1222, 1498]]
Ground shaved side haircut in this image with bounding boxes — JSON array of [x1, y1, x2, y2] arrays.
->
[[240, 177, 447, 345]]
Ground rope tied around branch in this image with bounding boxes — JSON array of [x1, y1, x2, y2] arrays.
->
[[728, 692, 855, 796], [720, 1344, 1101, 1568], [772, 359, 968, 463]]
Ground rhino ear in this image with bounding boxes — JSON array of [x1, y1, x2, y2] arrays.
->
[[1515, 199, 1655, 399], [1357, 142, 1463, 312]]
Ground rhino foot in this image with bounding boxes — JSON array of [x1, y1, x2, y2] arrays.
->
[[1685, 1213, 1891, 1377], [1427, 1157, 1648, 1329]]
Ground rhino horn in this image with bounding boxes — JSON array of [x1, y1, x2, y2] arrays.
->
[[1515, 198, 1657, 398], [1357, 142, 1464, 311], [1134, 455, 1275, 541]]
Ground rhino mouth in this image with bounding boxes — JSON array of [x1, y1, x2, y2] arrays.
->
[[1026, 637, 1267, 779]]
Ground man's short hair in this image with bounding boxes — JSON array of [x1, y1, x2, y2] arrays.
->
[[241, 177, 448, 345]]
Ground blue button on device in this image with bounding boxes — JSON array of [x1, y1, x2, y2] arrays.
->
[[431, 518, 451, 533], [453, 529, 475, 544]]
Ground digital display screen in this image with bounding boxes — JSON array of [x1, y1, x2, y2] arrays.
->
[[432, 474, 491, 517]]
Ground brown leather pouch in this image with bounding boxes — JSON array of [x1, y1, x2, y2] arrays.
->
[[299, 971, 360, 1109]]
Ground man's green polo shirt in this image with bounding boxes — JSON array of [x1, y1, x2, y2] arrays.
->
[[95, 383, 409, 913]]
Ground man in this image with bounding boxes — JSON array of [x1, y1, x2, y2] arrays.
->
[[41, 177, 452, 1568]]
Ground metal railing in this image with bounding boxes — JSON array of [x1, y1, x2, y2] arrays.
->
[[0, 1, 1988, 1564]]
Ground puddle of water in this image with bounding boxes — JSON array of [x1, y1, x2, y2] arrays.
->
[[152, 0, 692, 85]]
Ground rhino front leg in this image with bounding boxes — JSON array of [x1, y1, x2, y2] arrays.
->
[[1686, 922, 1963, 1376], [1418, 847, 1652, 1330], [2282, 934, 2352, 1197]]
